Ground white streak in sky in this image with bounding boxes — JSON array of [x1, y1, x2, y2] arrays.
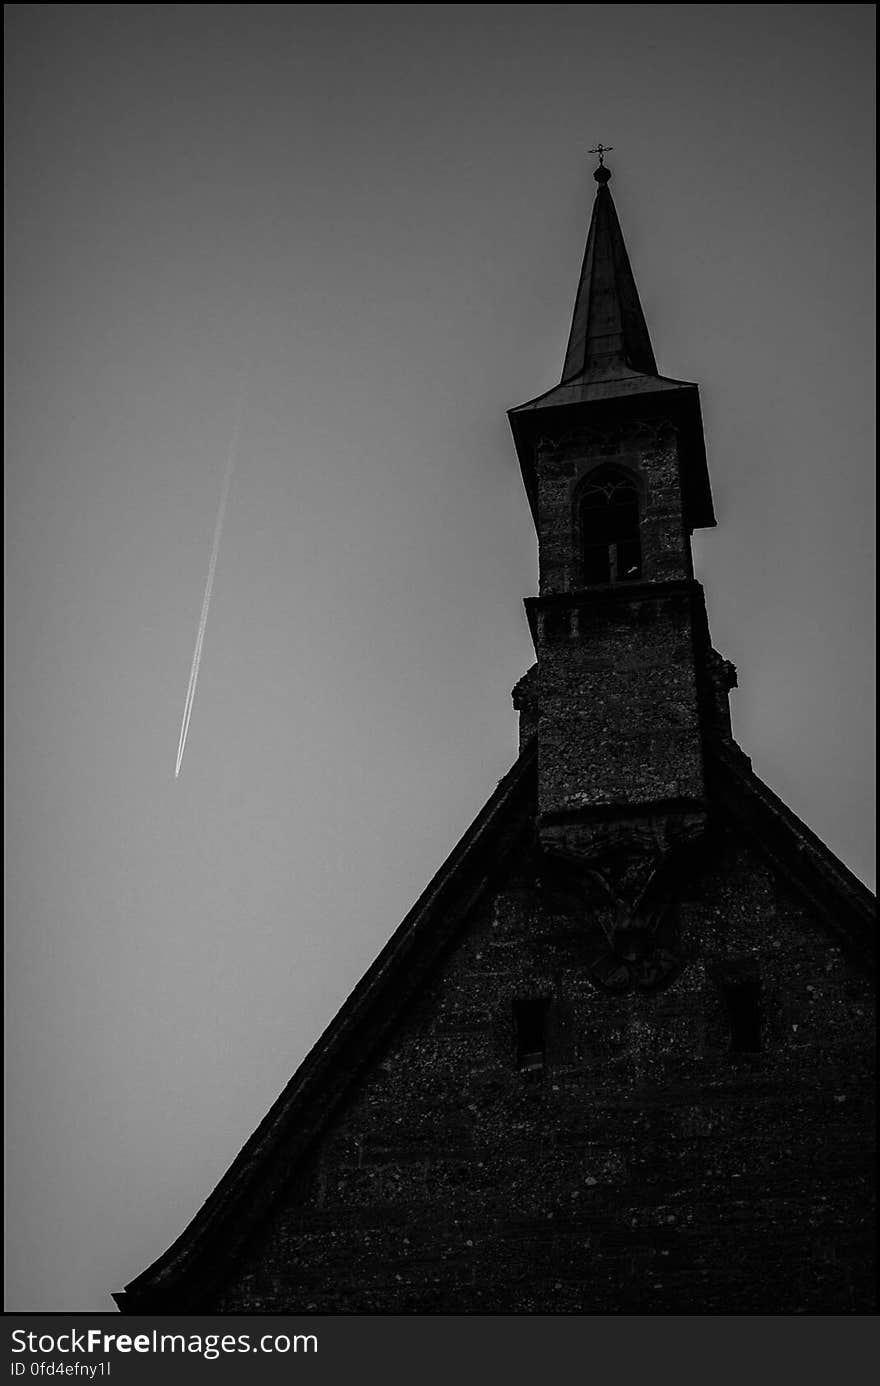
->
[[174, 358, 249, 778]]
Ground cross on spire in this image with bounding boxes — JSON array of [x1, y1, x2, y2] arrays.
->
[[588, 143, 613, 165]]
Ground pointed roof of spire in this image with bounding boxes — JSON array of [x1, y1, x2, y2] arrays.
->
[[508, 154, 715, 532], [514, 153, 679, 410], [560, 159, 658, 384]]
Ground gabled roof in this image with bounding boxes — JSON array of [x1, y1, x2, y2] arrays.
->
[[114, 745, 538, 1313], [114, 730, 874, 1313]]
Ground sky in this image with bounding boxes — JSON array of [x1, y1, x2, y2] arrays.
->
[[4, 4, 874, 1312]]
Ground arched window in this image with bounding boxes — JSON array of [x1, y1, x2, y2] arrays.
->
[[579, 467, 642, 584]]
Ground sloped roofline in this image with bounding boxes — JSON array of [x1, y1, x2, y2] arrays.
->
[[115, 735, 874, 1312], [115, 744, 537, 1312], [708, 739, 876, 970]]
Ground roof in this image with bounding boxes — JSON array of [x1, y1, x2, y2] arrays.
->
[[508, 163, 715, 533], [559, 168, 658, 386], [114, 744, 538, 1312], [707, 738, 876, 970], [114, 732, 874, 1312]]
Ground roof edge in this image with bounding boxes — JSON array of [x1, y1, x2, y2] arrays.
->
[[708, 739, 876, 969], [508, 371, 697, 417], [115, 742, 537, 1312]]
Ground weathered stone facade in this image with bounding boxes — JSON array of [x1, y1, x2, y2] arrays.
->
[[535, 421, 692, 595], [532, 581, 706, 815], [210, 818, 873, 1315], [115, 159, 875, 1316], [531, 420, 702, 819]]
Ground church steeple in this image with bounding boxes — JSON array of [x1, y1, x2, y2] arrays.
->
[[508, 155, 721, 871], [561, 156, 658, 384], [509, 157, 715, 534]]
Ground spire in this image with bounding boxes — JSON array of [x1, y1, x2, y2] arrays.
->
[[508, 153, 715, 534], [561, 153, 658, 384]]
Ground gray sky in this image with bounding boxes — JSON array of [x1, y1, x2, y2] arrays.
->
[[5, 4, 874, 1312]]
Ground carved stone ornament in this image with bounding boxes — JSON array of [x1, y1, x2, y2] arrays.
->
[[539, 811, 705, 992]]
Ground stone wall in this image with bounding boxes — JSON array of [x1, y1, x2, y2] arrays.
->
[[529, 419, 706, 822], [213, 827, 875, 1314], [533, 584, 707, 815], [535, 420, 693, 595]]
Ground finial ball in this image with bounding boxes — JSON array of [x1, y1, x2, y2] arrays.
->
[[594, 163, 611, 184]]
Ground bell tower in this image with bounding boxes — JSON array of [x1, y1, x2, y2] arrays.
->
[[509, 152, 721, 940]]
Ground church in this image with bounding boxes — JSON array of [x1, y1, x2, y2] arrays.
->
[[115, 154, 875, 1315]]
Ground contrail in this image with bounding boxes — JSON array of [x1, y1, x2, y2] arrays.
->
[[174, 356, 249, 779]]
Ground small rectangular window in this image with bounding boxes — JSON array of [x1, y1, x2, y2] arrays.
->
[[721, 978, 762, 1053], [513, 998, 550, 1072]]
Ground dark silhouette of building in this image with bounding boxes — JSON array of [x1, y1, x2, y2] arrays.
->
[[116, 158, 875, 1315]]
